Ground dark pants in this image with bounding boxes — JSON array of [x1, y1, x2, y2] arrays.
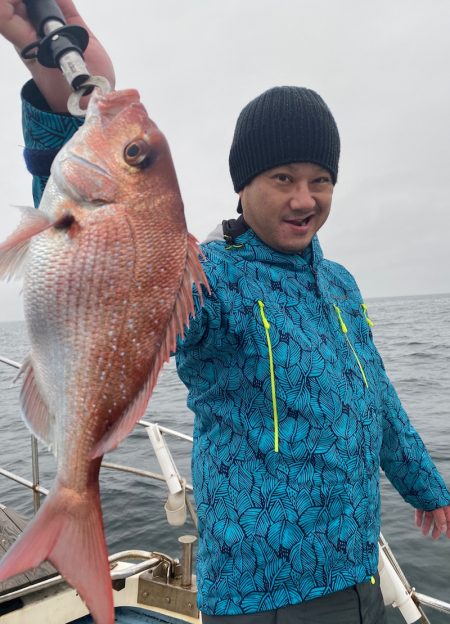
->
[[202, 575, 387, 624]]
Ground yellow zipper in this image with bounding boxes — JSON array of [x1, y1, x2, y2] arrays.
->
[[361, 303, 374, 327], [258, 300, 279, 453], [333, 304, 369, 389]]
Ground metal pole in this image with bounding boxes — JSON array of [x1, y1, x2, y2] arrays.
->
[[0, 468, 48, 495], [178, 535, 197, 587], [414, 592, 450, 616], [31, 435, 41, 513]]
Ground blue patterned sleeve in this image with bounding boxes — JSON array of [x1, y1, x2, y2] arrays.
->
[[177, 270, 221, 351], [21, 80, 84, 207], [379, 366, 450, 510], [344, 270, 450, 510]]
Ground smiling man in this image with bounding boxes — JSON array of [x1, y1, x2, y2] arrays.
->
[[239, 161, 333, 254], [231, 87, 337, 255], [175, 86, 450, 624], [1, 2, 449, 618]]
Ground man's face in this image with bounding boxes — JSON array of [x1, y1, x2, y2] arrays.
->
[[239, 162, 334, 254]]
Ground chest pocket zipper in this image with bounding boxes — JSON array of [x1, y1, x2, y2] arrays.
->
[[333, 304, 369, 389], [361, 303, 374, 328]]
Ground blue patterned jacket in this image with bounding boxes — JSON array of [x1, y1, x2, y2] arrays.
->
[[175, 226, 450, 614], [21, 81, 450, 617]]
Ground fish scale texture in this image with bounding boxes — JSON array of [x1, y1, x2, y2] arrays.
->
[[21, 82, 450, 618], [175, 230, 450, 615]]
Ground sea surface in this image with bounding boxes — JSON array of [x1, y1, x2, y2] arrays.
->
[[0, 293, 449, 623]]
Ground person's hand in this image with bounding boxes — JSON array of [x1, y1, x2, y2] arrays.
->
[[415, 506, 450, 539], [0, 0, 115, 113], [0, 0, 37, 49]]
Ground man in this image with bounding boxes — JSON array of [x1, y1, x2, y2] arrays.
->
[[174, 87, 450, 623], [1, 2, 449, 622]]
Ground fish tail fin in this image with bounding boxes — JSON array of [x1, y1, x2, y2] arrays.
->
[[0, 480, 114, 624]]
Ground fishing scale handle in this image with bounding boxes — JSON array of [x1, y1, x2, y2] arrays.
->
[[21, 0, 90, 90], [24, 0, 66, 37]]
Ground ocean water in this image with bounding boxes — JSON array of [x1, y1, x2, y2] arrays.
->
[[0, 293, 449, 623]]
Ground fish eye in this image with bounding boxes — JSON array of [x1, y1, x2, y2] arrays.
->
[[123, 139, 152, 167]]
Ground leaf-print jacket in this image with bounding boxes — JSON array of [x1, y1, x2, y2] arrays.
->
[[176, 225, 450, 616], [21, 80, 450, 617]]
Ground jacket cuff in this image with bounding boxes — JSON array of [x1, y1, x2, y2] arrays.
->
[[21, 80, 84, 206]]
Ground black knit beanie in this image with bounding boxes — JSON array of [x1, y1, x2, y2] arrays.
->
[[229, 86, 340, 197]]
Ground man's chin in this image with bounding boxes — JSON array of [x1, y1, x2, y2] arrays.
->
[[270, 240, 309, 254]]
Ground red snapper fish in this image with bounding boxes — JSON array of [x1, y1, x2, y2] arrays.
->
[[0, 88, 207, 623]]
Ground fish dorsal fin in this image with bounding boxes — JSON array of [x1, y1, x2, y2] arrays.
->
[[20, 356, 57, 454], [91, 233, 208, 458], [0, 207, 53, 281]]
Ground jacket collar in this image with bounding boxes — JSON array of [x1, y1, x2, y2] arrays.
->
[[216, 216, 323, 271]]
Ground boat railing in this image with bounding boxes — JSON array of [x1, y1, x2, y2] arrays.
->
[[0, 355, 199, 613], [1, 354, 450, 622], [0, 355, 198, 526], [0, 421, 197, 522], [0, 550, 161, 605]]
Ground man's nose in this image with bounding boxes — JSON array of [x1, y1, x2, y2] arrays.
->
[[289, 183, 316, 210]]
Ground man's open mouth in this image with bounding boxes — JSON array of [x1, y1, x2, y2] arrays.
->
[[285, 215, 313, 226]]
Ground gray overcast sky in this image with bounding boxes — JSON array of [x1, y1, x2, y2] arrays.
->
[[0, 0, 449, 321]]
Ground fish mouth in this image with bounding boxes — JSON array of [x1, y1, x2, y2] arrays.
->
[[94, 89, 141, 116]]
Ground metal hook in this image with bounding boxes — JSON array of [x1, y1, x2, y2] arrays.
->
[[67, 75, 112, 117]]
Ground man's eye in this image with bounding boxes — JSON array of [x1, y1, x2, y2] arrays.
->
[[313, 176, 332, 184], [274, 174, 291, 183]]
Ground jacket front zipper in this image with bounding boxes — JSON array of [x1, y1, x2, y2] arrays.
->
[[257, 300, 279, 452]]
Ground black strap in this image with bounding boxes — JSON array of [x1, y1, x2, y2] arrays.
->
[[222, 215, 249, 244]]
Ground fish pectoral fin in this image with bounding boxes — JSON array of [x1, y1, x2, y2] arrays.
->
[[20, 356, 57, 453], [0, 207, 54, 281]]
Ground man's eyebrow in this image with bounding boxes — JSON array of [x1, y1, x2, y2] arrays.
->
[[269, 164, 297, 173], [270, 164, 330, 175]]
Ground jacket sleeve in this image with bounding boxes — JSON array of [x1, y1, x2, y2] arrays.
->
[[379, 363, 450, 511], [21, 80, 84, 207], [339, 266, 450, 511]]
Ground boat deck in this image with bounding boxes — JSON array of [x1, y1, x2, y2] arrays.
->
[[0, 504, 57, 595], [0, 502, 199, 624]]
